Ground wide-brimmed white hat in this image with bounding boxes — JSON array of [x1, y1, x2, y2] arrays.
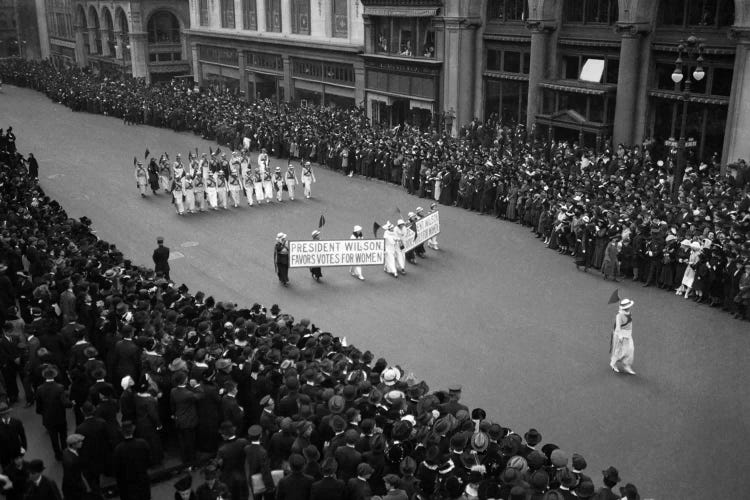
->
[[619, 298, 634, 310], [276, 232, 287, 240]]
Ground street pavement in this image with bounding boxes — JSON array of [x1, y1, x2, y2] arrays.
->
[[2, 85, 749, 499]]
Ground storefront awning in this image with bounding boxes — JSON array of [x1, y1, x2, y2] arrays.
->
[[363, 6, 440, 17], [539, 80, 616, 96]]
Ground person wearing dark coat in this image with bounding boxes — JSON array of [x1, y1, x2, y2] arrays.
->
[[2, 454, 30, 500], [346, 462, 374, 500], [27, 153, 39, 180], [112, 421, 152, 500], [152, 237, 170, 280], [35, 366, 71, 460], [217, 422, 250, 500], [0, 402, 27, 469], [111, 327, 141, 388], [275, 453, 314, 500], [0, 321, 21, 403], [274, 234, 290, 286], [61, 434, 87, 500], [245, 424, 274, 499], [75, 401, 113, 494], [170, 371, 199, 464], [173, 475, 197, 500], [311, 457, 347, 500], [24, 459, 63, 500]]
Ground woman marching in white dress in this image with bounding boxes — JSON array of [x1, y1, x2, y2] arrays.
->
[[610, 298, 636, 375], [382, 222, 399, 278], [285, 164, 299, 200], [301, 161, 316, 199]]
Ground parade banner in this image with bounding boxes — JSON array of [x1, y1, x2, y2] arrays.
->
[[289, 239, 385, 268], [403, 211, 440, 252]]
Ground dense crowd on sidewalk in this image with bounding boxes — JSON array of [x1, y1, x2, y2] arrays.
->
[[1, 59, 748, 319], [0, 129, 648, 499]]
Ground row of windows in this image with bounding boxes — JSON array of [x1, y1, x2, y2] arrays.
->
[[200, 0, 348, 38], [373, 17, 435, 58], [291, 58, 355, 85], [199, 45, 239, 66], [47, 11, 74, 40], [487, 0, 734, 28], [486, 48, 530, 74], [149, 51, 182, 62], [246, 51, 283, 72]]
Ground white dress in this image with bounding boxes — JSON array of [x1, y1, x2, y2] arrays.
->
[[610, 311, 634, 368], [383, 230, 399, 276], [681, 250, 700, 287]]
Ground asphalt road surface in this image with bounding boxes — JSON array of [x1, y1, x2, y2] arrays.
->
[[2, 85, 749, 499]]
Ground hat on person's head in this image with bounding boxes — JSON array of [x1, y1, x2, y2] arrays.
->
[[550, 449, 568, 467], [619, 483, 640, 500], [379, 366, 401, 386], [328, 394, 345, 414], [42, 365, 59, 380], [357, 462, 374, 477], [391, 420, 412, 441], [219, 421, 236, 436], [449, 432, 468, 451], [619, 298, 634, 310], [215, 358, 232, 371], [471, 431, 489, 453], [66, 434, 85, 446], [330, 415, 347, 433], [524, 428, 542, 446], [353, 225, 362, 232], [303, 445, 320, 462], [169, 358, 187, 372], [157, 236, 164, 243], [602, 466, 621, 483], [560, 468, 578, 488], [577, 481, 596, 498], [28, 459, 45, 473], [530, 469, 549, 490], [507, 455, 528, 475], [397, 219, 405, 226], [527, 450, 546, 470], [174, 475, 192, 492], [571, 453, 587, 472], [247, 425, 262, 439], [311, 230, 321, 238]]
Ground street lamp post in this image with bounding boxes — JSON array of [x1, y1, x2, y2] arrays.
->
[[670, 35, 705, 200]]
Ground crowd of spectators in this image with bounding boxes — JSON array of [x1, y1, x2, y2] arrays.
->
[[0, 126, 648, 498], [1, 59, 748, 318]]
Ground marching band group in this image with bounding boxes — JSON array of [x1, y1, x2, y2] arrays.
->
[[134, 148, 316, 215]]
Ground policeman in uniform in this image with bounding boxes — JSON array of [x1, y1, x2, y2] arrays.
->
[[301, 161, 316, 199], [285, 164, 299, 201], [273, 167, 285, 202], [349, 225, 365, 280], [134, 161, 148, 197]]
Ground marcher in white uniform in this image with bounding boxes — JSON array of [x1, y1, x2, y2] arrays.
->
[[273, 167, 285, 202], [252, 169, 265, 204], [285, 164, 299, 200], [262, 168, 274, 203], [258, 149, 270, 173], [228, 162, 242, 207], [393, 219, 408, 274], [135, 161, 148, 197], [216, 170, 229, 209], [349, 225, 365, 281], [193, 170, 206, 212], [241, 163, 255, 206], [183, 173, 196, 213], [172, 170, 186, 215], [301, 161, 316, 199], [205, 172, 218, 210], [382, 222, 399, 278], [610, 298, 635, 374], [158, 155, 171, 192]]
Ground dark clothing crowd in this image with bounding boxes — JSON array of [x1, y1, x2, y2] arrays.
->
[[1, 59, 749, 318], [0, 129, 646, 499]]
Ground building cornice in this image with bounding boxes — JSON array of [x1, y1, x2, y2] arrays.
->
[[184, 29, 364, 54]]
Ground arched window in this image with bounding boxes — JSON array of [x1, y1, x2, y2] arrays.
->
[[147, 11, 180, 44]]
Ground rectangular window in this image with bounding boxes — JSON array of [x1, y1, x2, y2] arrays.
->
[[243, 0, 257, 30], [563, 55, 580, 80], [372, 17, 435, 58], [221, 0, 236, 28], [487, 0, 527, 21], [564, 0, 616, 24], [503, 51, 521, 73], [711, 67, 733, 96], [332, 0, 348, 38], [199, 0, 209, 26], [486, 50, 501, 71], [291, 0, 310, 35], [266, 0, 281, 32]]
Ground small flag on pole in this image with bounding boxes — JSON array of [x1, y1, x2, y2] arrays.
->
[[608, 289, 620, 305], [144, 149, 150, 160], [373, 221, 381, 238], [395, 207, 401, 215], [209, 146, 213, 156], [133, 156, 137, 166], [318, 214, 326, 228]]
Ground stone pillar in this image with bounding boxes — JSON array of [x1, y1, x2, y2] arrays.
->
[[362, 15, 373, 54], [354, 60, 365, 107], [114, 29, 123, 59], [441, 18, 478, 135], [526, 25, 552, 130], [613, 27, 644, 146], [129, 31, 149, 83], [238, 50, 248, 99], [88, 26, 98, 54], [100, 28, 111, 57], [723, 29, 750, 170], [257, 0, 267, 31], [281, 0, 291, 34], [74, 25, 88, 66], [282, 54, 292, 102], [192, 43, 203, 85]]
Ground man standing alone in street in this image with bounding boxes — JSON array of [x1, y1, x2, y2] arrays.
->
[[152, 236, 170, 280]]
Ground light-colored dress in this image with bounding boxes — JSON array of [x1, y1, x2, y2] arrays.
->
[[610, 310, 634, 368], [681, 249, 700, 287]]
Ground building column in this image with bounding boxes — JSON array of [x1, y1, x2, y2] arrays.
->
[[192, 43, 202, 85], [87, 26, 97, 54], [114, 29, 123, 59], [613, 27, 644, 146], [282, 54, 292, 103], [74, 25, 88, 66], [723, 30, 750, 171], [441, 18, 478, 136], [526, 25, 552, 131], [354, 60, 365, 108], [238, 50, 248, 100], [281, 0, 291, 34], [129, 31, 149, 83], [99, 28, 111, 57]]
